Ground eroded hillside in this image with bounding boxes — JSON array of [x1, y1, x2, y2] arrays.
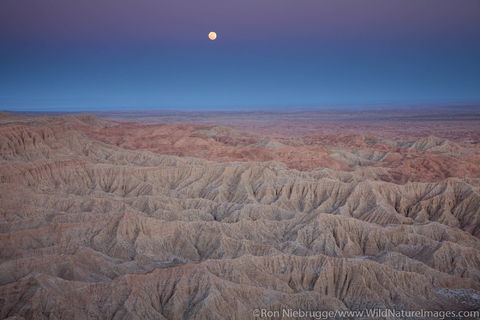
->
[[0, 112, 479, 319]]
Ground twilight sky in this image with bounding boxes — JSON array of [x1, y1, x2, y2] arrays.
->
[[1, 0, 480, 111]]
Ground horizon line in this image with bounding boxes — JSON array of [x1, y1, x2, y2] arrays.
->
[[2, 100, 480, 114]]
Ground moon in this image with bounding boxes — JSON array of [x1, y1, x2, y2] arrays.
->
[[208, 32, 217, 40]]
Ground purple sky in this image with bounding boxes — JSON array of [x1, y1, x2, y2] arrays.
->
[[1, 0, 480, 110]]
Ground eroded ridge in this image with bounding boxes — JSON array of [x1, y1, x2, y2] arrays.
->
[[0, 112, 479, 319]]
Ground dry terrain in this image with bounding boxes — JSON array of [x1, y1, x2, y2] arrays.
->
[[0, 108, 479, 319]]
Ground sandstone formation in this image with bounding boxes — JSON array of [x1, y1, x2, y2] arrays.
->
[[0, 111, 479, 319]]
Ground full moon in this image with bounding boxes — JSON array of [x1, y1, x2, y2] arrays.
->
[[208, 32, 217, 40]]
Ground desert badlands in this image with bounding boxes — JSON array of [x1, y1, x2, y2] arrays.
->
[[0, 108, 479, 319]]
